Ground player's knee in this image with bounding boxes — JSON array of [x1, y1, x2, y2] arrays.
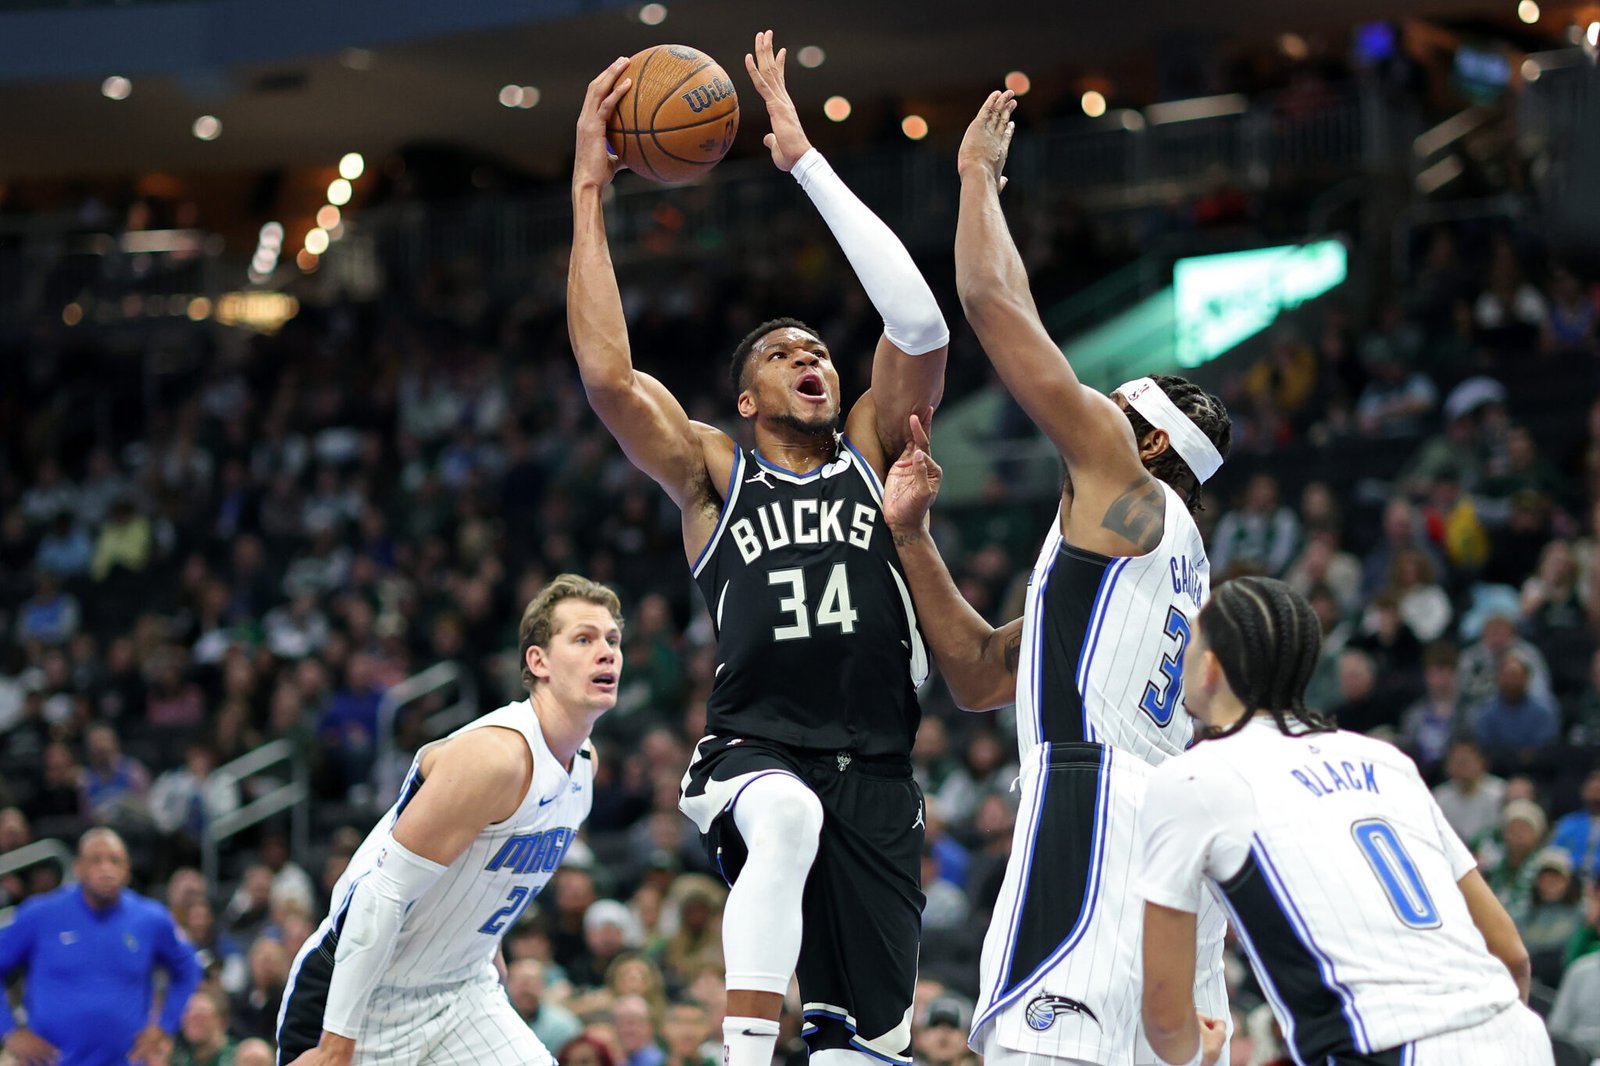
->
[[741, 777, 823, 857]]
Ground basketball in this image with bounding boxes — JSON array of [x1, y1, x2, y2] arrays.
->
[[606, 44, 739, 184]]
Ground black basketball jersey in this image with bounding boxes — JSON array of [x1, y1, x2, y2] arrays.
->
[[692, 438, 928, 757]]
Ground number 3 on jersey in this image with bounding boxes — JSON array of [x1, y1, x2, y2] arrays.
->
[[768, 563, 856, 641], [1138, 606, 1191, 727]]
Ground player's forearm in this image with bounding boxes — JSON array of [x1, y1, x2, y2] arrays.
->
[[891, 524, 1015, 710], [955, 170, 1031, 324], [1144, 1018, 1202, 1066], [567, 189, 636, 394], [793, 150, 947, 356]]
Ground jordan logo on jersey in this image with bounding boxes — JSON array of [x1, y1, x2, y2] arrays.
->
[[745, 468, 775, 489], [1024, 993, 1099, 1031], [485, 827, 575, 875]]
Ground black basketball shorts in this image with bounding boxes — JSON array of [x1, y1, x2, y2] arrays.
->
[[680, 734, 926, 1064]]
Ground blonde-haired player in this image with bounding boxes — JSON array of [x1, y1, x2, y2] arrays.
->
[[278, 574, 622, 1065]]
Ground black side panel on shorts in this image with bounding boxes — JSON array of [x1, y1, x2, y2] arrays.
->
[[1035, 546, 1113, 746], [276, 931, 337, 1062], [1221, 852, 1379, 1064], [995, 744, 1106, 1001]]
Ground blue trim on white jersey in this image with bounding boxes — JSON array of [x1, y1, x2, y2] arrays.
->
[[971, 746, 1116, 1033], [980, 748, 1051, 1024], [1074, 556, 1130, 743], [691, 449, 746, 578], [1253, 835, 1372, 1052]]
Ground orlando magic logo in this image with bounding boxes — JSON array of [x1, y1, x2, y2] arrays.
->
[[1024, 993, 1099, 1031]]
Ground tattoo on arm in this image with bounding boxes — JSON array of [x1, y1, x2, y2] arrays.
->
[[892, 530, 923, 548], [1003, 630, 1022, 676], [1101, 476, 1166, 552]]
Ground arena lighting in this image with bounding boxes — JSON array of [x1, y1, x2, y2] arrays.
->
[[1144, 93, 1248, 125], [1590, 21, 1600, 46], [518, 87, 541, 109], [797, 46, 825, 68], [327, 178, 352, 206], [187, 297, 212, 321], [1119, 109, 1146, 131], [1004, 71, 1031, 96], [1278, 33, 1310, 60], [192, 115, 222, 141], [638, 3, 666, 25], [304, 227, 331, 255], [316, 205, 341, 230], [1080, 90, 1107, 118], [1522, 58, 1542, 81], [101, 76, 131, 101], [823, 95, 851, 121], [1518, 0, 1541, 22], [499, 84, 522, 107], [339, 153, 365, 180], [901, 114, 929, 140], [259, 221, 284, 247], [62, 303, 83, 326], [216, 291, 300, 333], [1174, 241, 1349, 366], [296, 249, 320, 273]]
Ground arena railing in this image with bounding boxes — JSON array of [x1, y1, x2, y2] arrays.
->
[[0, 839, 75, 928], [370, 661, 478, 812], [199, 738, 310, 890]]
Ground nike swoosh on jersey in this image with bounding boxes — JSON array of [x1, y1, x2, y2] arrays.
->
[[538, 794, 559, 807]]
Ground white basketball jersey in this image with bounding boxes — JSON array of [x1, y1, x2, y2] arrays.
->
[[1015, 480, 1209, 766], [317, 701, 593, 989], [1138, 721, 1519, 1062]]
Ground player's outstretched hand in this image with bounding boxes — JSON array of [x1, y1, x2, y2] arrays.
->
[[573, 57, 633, 191], [745, 29, 813, 172], [1196, 1013, 1227, 1066], [957, 89, 1016, 192], [3, 1028, 59, 1066], [884, 410, 942, 536]]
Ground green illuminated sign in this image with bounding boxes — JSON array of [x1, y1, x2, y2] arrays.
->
[[1173, 240, 1348, 367]]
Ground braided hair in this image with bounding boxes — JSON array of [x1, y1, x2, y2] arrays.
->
[[1122, 374, 1232, 513], [1198, 575, 1333, 739], [728, 317, 824, 394]]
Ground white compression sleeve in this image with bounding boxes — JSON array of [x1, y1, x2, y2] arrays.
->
[[322, 837, 448, 1037], [791, 149, 949, 356]]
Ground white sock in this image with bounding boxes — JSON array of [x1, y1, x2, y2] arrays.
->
[[723, 1016, 781, 1066]]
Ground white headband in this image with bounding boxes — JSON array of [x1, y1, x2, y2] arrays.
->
[[1116, 377, 1224, 484]]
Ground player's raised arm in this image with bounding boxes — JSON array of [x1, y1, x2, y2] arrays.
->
[[745, 30, 949, 469], [289, 730, 530, 1066], [954, 92, 1144, 493], [882, 414, 1021, 711], [568, 58, 719, 512]]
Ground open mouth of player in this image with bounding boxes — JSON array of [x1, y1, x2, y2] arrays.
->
[[795, 372, 827, 403], [591, 671, 617, 692]]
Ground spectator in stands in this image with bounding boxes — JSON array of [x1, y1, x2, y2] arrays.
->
[[916, 995, 975, 1066], [1519, 539, 1594, 698], [1553, 769, 1600, 875], [1350, 593, 1424, 703], [20, 458, 77, 528], [1547, 946, 1600, 1061], [1329, 647, 1396, 736], [144, 645, 205, 728], [1209, 473, 1301, 578], [660, 1001, 716, 1066], [230, 935, 288, 1042], [1573, 648, 1600, 743], [1354, 351, 1436, 439], [1432, 739, 1506, 845], [1238, 327, 1318, 428], [509, 958, 584, 1053], [920, 841, 969, 933], [1543, 265, 1598, 354], [1518, 846, 1583, 986], [235, 1038, 274, 1066], [935, 728, 1016, 826], [1473, 241, 1547, 351], [0, 828, 200, 1066], [1474, 652, 1559, 762], [1398, 383, 1497, 497], [1303, 584, 1356, 711], [610, 993, 664, 1066], [16, 573, 80, 646], [1480, 798, 1547, 920], [76, 448, 129, 528], [90, 497, 153, 581], [570, 899, 640, 990], [316, 650, 383, 793], [255, 830, 314, 916], [1457, 607, 1554, 711], [150, 739, 240, 850], [33, 513, 92, 581], [1284, 529, 1363, 616], [0, 808, 31, 907], [1383, 547, 1452, 642], [80, 721, 151, 824], [1400, 643, 1466, 775], [1483, 427, 1569, 512], [1361, 498, 1444, 595], [174, 985, 237, 1066]]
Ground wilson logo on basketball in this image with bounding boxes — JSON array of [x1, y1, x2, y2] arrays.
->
[[681, 75, 736, 114]]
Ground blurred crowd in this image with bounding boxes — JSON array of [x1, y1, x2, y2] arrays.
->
[[1, 184, 1600, 1064]]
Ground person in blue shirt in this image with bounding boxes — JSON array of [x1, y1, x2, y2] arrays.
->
[[1553, 770, 1600, 876], [0, 827, 202, 1066]]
